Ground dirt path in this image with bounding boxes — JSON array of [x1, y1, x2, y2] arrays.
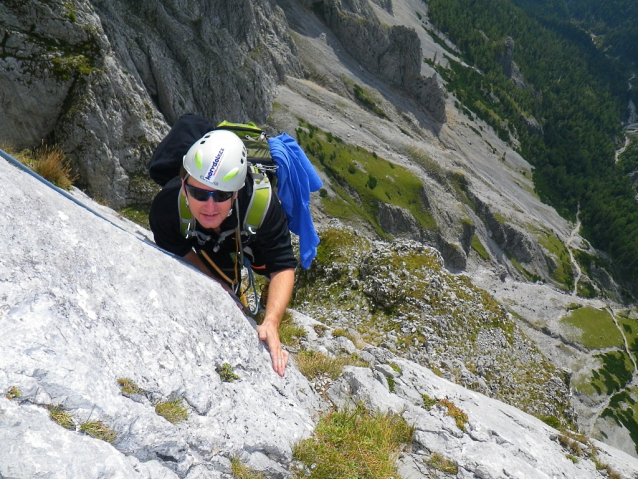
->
[[566, 210, 582, 297]]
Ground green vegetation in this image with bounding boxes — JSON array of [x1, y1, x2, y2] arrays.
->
[[293, 403, 413, 478], [589, 351, 634, 395], [471, 234, 490, 260], [428, 452, 459, 474], [422, 394, 438, 410], [294, 350, 368, 381], [118, 204, 151, 230], [554, 0, 638, 71], [438, 398, 469, 431], [217, 363, 240, 383], [10, 142, 76, 190], [80, 420, 117, 443], [427, 0, 638, 293], [155, 398, 188, 424], [353, 83, 386, 118], [536, 231, 574, 289], [117, 377, 144, 397], [388, 362, 402, 374], [278, 310, 307, 347], [386, 377, 396, 392], [601, 388, 638, 455], [539, 415, 562, 429], [296, 120, 436, 238], [5, 386, 21, 400], [48, 405, 75, 430], [296, 227, 572, 423], [560, 306, 623, 349], [230, 457, 267, 479], [332, 327, 363, 348]]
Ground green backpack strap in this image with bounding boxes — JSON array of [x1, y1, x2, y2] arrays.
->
[[244, 164, 272, 234], [216, 120, 264, 138], [178, 192, 196, 238]]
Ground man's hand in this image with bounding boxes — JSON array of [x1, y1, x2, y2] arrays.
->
[[257, 320, 289, 376]]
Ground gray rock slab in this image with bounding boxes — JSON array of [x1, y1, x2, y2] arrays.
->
[[0, 158, 316, 477]]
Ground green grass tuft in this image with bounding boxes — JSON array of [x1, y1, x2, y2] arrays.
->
[[217, 363, 240, 382], [117, 377, 144, 397], [230, 456, 267, 479], [80, 420, 116, 443], [48, 405, 75, 430], [293, 403, 413, 478], [294, 350, 368, 381], [5, 386, 21, 400], [155, 398, 188, 424]]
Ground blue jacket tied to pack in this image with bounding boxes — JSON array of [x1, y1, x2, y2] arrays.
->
[[269, 133, 322, 269]]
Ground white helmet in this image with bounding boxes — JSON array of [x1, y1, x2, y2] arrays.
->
[[183, 129, 247, 191]]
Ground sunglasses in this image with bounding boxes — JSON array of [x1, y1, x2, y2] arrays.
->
[[184, 182, 234, 203]]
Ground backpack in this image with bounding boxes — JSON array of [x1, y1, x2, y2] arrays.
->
[[149, 114, 274, 239]]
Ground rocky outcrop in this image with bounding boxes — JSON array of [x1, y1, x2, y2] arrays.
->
[[377, 201, 474, 271], [369, 0, 393, 14], [469, 191, 553, 280], [496, 36, 526, 89], [0, 0, 301, 208], [0, 1, 168, 208], [317, 0, 446, 122]]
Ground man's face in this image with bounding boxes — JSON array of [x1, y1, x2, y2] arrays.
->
[[182, 177, 235, 231]]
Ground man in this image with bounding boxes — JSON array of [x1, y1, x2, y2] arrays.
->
[[149, 129, 296, 376]]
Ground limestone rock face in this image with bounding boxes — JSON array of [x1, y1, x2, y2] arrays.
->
[[3, 145, 638, 479], [0, 0, 168, 208], [91, 0, 302, 126], [0, 158, 317, 478], [0, 0, 301, 208], [318, 0, 446, 122]]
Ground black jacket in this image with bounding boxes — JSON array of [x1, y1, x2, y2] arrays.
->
[[149, 176, 297, 289]]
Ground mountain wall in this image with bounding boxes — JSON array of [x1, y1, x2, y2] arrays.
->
[[0, 0, 300, 208]]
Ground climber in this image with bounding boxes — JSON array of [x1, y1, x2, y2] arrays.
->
[[149, 129, 296, 377]]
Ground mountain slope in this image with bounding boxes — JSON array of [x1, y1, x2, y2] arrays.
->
[[3, 0, 638, 464]]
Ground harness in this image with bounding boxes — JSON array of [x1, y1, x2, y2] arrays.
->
[[180, 127, 276, 315]]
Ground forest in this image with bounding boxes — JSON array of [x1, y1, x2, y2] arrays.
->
[[426, 0, 638, 293]]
